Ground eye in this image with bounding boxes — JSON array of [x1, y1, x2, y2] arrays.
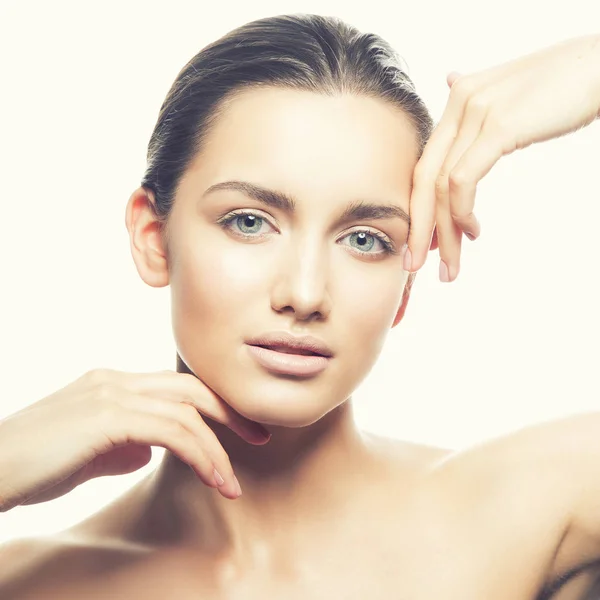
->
[[216, 211, 397, 258], [217, 210, 276, 237], [338, 230, 395, 257]]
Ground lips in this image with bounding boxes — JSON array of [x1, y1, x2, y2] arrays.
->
[[246, 344, 330, 377], [257, 344, 321, 356], [245, 331, 333, 358]]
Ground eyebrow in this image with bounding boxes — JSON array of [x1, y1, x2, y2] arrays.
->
[[202, 180, 410, 225]]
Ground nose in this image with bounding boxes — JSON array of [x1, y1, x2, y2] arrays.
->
[[270, 235, 332, 322]]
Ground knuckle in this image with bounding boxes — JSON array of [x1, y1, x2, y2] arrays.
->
[[163, 419, 188, 439], [178, 372, 199, 384], [95, 399, 121, 431], [450, 75, 477, 100], [179, 402, 202, 421], [448, 169, 470, 190], [435, 174, 449, 198], [84, 368, 111, 385], [450, 208, 473, 223], [484, 109, 511, 134], [210, 449, 234, 477], [465, 92, 490, 115], [94, 382, 118, 402]]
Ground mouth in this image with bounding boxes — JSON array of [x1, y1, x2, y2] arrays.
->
[[254, 344, 323, 357], [245, 344, 331, 377]]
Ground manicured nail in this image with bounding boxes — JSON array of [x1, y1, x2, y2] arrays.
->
[[403, 247, 412, 272], [213, 468, 225, 486], [247, 425, 271, 443], [439, 260, 450, 282], [256, 425, 271, 440]]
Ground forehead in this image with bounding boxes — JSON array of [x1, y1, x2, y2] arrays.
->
[[186, 87, 419, 203]]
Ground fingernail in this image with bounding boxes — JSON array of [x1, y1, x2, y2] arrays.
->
[[439, 260, 450, 282], [465, 231, 476, 241], [403, 247, 412, 272], [233, 475, 242, 497], [256, 425, 271, 439], [213, 468, 225, 486], [248, 425, 271, 443]]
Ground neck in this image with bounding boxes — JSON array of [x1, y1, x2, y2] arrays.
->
[[133, 354, 380, 565]]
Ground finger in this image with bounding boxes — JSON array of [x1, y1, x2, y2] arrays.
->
[[435, 106, 486, 278], [125, 371, 271, 444], [447, 71, 463, 88], [442, 104, 484, 238], [407, 85, 470, 272], [407, 121, 459, 272], [118, 394, 241, 499], [450, 124, 506, 211], [435, 199, 464, 282], [106, 408, 221, 491], [429, 226, 439, 251]]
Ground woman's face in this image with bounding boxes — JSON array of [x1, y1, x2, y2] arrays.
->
[[161, 87, 419, 427]]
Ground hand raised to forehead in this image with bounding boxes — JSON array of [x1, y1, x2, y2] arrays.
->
[[405, 34, 600, 281]]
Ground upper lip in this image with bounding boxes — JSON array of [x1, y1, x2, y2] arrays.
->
[[246, 331, 334, 358]]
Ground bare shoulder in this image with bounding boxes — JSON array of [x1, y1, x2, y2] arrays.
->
[[0, 532, 150, 600], [0, 535, 69, 599]]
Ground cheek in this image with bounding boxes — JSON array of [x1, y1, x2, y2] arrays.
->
[[338, 267, 405, 332], [171, 243, 266, 326], [335, 268, 405, 366]]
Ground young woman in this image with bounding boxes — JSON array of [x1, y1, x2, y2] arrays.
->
[[1, 13, 600, 600]]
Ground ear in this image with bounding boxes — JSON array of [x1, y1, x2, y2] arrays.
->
[[391, 272, 416, 328], [124, 186, 170, 288]]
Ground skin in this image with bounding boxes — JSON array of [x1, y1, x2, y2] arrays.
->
[[4, 34, 600, 600], [119, 87, 424, 560], [406, 33, 600, 280]]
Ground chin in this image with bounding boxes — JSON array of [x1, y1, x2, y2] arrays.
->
[[220, 382, 345, 429]]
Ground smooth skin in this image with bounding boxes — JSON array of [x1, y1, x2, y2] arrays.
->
[[1, 32, 600, 600]]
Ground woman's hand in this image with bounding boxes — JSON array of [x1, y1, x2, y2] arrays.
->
[[405, 33, 600, 281], [0, 368, 271, 511]]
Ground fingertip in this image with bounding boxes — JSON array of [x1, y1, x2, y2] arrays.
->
[[408, 248, 428, 274], [440, 260, 460, 283], [248, 435, 271, 445], [403, 245, 412, 272]]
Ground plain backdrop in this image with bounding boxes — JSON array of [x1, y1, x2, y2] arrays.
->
[[1, 0, 599, 543]]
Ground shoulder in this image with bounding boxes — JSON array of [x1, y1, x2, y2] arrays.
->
[[0, 535, 68, 599], [0, 532, 148, 600], [420, 420, 598, 590]]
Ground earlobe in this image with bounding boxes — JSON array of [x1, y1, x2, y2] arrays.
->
[[391, 272, 416, 328], [125, 187, 170, 288]]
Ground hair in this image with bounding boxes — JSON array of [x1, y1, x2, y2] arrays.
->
[[139, 13, 434, 257]]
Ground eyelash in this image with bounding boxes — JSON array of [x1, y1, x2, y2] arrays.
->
[[216, 210, 398, 258]]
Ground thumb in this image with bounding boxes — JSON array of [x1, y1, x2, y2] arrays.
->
[[447, 71, 463, 88]]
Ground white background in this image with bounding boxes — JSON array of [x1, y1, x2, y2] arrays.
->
[[1, 0, 599, 543]]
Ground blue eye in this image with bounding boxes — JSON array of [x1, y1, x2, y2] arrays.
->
[[217, 210, 395, 257], [235, 213, 263, 234], [218, 211, 274, 236], [340, 231, 394, 256]]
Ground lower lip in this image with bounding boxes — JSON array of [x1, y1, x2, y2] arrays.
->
[[246, 344, 330, 376]]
